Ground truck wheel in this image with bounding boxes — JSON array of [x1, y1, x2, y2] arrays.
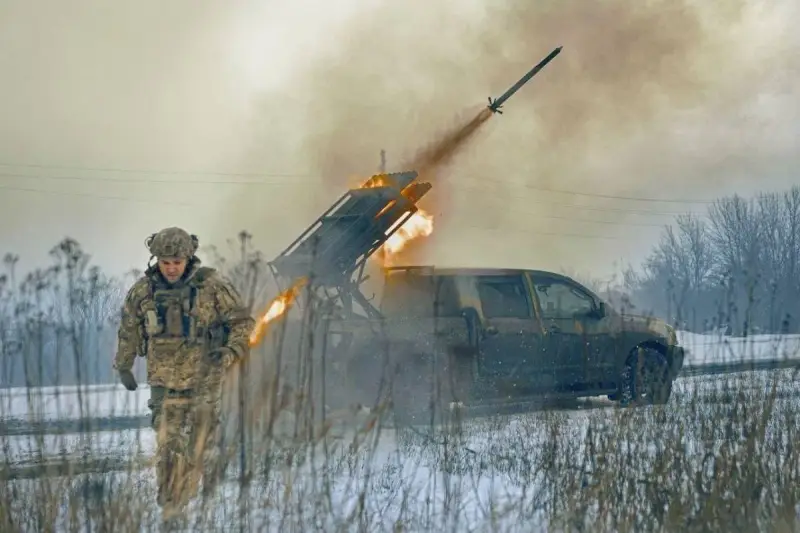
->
[[618, 346, 672, 406]]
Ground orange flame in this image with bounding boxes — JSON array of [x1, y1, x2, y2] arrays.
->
[[246, 174, 433, 348], [360, 174, 397, 189], [378, 209, 434, 266], [248, 277, 308, 347], [354, 173, 435, 265]]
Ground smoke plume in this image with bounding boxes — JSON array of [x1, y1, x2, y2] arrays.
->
[[405, 107, 494, 182], [234, 0, 798, 276]]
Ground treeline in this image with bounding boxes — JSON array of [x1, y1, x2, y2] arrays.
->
[[622, 185, 800, 335]]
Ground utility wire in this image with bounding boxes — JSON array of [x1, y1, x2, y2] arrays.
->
[[0, 178, 677, 232], [0, 171, 305, 186], [0, 183, 646, 242], [0, 171, 705, 217], [0, 184, 193, 206], [500, 210, 665, 228], [0, 162, 314, 179], [461, 224, 621, 241], [454, 176, 715, 204], [0, 162, 716, 204], [463, 191, 697, 217]]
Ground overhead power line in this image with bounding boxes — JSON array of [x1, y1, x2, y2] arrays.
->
[[459, 176, 714, 205], [461, 189, 698, 217], [0, 183, 629, 241], [0, 161, 717, 205], [0, 184, 193, 206], [0, 161, 314, 179], [0, 171, 306, 186], [0, 172, 710, 217], [462, 224, 621, 241]]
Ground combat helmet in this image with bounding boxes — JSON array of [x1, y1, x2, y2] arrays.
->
[[145, 227, 199, 259]]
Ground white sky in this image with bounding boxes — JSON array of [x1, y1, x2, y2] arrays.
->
[[0, 0, 797, 283]]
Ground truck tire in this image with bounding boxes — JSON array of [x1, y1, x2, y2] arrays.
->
[[617, 345, 672, 406]]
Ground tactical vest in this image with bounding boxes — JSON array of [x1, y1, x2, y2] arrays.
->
[[141, 267, 229, 351]]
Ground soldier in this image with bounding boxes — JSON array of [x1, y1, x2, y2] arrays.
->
[[113, 227, 255, 514]]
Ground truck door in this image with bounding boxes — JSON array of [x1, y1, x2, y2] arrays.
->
[[527, 273, 602, 390], [471, 273, 545, 387]]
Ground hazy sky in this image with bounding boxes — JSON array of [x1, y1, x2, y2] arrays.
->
[[0, 0, 797, 283]]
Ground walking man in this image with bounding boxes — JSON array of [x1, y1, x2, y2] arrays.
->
[[113, 227, 255, 514]]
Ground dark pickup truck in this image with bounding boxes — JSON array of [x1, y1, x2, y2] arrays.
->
[[320, 265, 686, 423]]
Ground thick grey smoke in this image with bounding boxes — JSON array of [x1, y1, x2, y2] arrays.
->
[[0, 0, 796, 283], [237, 0, 798, 278], [0, 0, 336, 276], [0, 1, 248, 273]]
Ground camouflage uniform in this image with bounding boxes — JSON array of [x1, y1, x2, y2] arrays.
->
[[113, 227, 255, 510]]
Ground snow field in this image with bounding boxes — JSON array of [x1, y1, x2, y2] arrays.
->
[[3, 366, 799, 531], [2, 332, 800, 531]]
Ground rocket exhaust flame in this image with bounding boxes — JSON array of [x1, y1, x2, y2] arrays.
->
[[359, 173, 436, 264], [376, 209, 434, 266], [248, 277, 308, 347]]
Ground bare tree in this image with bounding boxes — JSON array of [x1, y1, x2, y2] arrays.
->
[[624, 186, 800, 334]]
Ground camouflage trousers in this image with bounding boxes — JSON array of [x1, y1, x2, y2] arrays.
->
[[148, 385, 225, 509]]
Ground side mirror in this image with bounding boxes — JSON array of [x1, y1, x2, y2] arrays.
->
[[596, 301, 606, 318]]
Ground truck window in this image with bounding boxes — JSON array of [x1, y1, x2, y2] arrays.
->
[[380, 274, 461, 317], [380, 274, 434, 317], [476, 275, 531, 318], [532, 278, 595, 319]]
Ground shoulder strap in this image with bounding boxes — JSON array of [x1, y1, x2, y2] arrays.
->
[[191, 266, 216, 285]]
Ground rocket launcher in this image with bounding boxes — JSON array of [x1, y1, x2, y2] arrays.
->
[[268, 170, 432, 317]]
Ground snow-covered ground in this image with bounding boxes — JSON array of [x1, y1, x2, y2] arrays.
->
[[1, 331, 799, 530], [3, 365, 798, 532], [0, 383, 150, 422], [678, 330, 800, 365]]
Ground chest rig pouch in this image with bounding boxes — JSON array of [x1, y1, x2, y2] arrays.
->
[[141, 267, 227, 350], [144, 284, 197, 339]]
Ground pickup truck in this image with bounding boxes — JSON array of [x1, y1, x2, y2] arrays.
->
[[319, 266, 686, 423]]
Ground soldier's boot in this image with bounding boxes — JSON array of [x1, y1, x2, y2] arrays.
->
[[202, 434, 231, 502], [157, 452, 195, 515], [160, 506, 189, 532], [160, 504, 187, 528], [200, 439, 224, 498], [158, 483, 187, 530], [156, 452, 172, 507], [193, 407, 224, 500], [201, 458, 223, 500]]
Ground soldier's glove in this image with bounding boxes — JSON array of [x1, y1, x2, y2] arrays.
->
[[207, 347, 237, 367], [118, 369, 138, 391]]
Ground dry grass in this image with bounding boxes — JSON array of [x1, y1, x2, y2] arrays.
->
[[1, 237, 800, 532], [2, 367, 799, 532]]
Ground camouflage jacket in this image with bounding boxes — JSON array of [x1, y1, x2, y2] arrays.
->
[[113, 260, 255, 391]]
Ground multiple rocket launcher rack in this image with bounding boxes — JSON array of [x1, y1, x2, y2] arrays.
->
[[268, 171, 431, 318]]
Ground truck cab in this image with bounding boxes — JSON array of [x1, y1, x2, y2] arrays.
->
[[324, 265, 685, 418]]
